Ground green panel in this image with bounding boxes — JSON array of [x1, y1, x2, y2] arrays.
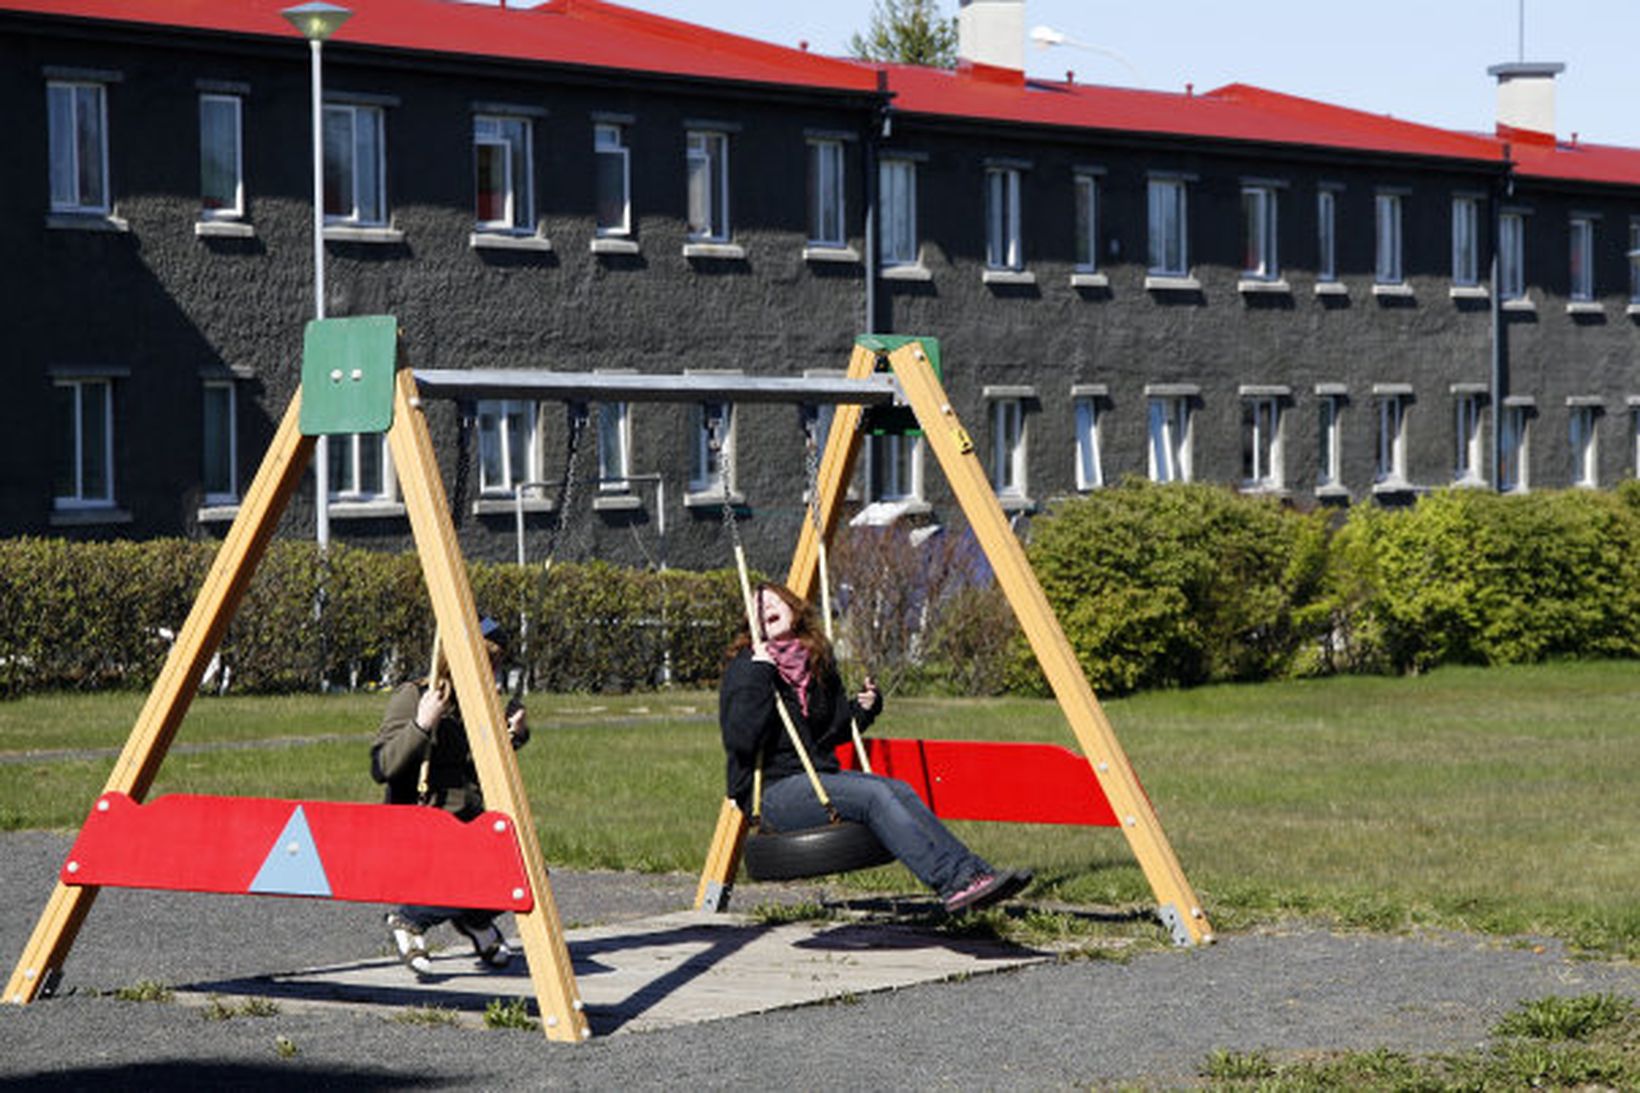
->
[[299, 316, 399, 436], [856, 334, 941, 436]]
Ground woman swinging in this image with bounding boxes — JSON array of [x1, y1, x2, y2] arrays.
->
[[719, 580, 1032, 914]]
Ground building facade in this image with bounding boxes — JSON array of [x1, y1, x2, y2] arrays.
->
[[5, 0, 1639, 573]]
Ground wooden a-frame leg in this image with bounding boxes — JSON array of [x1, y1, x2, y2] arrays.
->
[[6, 395, 315, 1004], [387, 369, 590, 1041]]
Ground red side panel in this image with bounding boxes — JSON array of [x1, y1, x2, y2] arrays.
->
[[60, 793, 533, 912], [835, 738, 1120, 826]]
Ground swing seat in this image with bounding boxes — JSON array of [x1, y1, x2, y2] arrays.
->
[[742, 819, 894, 882]]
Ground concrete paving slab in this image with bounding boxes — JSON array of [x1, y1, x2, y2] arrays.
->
[[172, 910, 1051, 1036]]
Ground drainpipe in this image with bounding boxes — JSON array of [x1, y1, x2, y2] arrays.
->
[[863, 71, 889, 336], [1490, 147, 1514, 492]]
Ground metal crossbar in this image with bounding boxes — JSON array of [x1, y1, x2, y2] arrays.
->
[[412, 370, 901, 406]]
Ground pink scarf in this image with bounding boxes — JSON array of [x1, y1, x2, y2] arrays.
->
[[764, 638, 812, 717]]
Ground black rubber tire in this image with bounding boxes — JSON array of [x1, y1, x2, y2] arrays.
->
[[742, 820, 896, 882]]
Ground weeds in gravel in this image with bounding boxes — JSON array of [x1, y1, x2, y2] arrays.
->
[[483, 997, 538, 1031], [202, 995, 280, 1021], [273, 1035, 298, 1059], [745, 900, 836, 926], [112, 979, 173, 1003], [1493, 991, 1634, 1041], [394, 1005, 463, 1027]]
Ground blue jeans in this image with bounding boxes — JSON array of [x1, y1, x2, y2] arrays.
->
[[760, 770, 991, 900], [394, 905, 496, 933]]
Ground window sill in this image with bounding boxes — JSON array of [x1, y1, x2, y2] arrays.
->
[[996, 494, 1035, 512], [1370, 479, 1417, 496], [323, 225, 404, 245], [1502, 297, 1537, 313], [47, 212, 130, 233], [982, 269, 1036, 286], [803, 244, 860, 264], [1451, 476, 1489, 490], [197, 504, 240, 522], [1314, 484, 1351, 501], [850, 499, 932, 526], [195, 220, 255, 239], [590, 236, 641, 255], [682, 242, 745, 260], [1238, 483, 1290, 498], [1314, 281, 1349, 297], [328, 500, 405, 519], [1237, 278, 1291, 295], [472, 497, 556, 517], [1566, 301, 1605, 316], [51, 506, 133, 527], [1371, 283, 1414, 298], [592, 493, 643, 512], [1144, 274, 1201, 292], [470, 231, 552, 252], [683, 489, 746, 509], [881, 263, 933, 282], [1627, 302, 1640, 317], [1449, 284, 1489, 300], [1070, 271, 1108, 289]]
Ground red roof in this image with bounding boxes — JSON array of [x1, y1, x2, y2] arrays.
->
[[0, 0, 882, 94], [1504, 131, 1640, 188]]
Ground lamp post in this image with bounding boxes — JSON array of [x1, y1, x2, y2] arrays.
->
[[1028, 24, 1144, 85], [281, 1, 351, 549]]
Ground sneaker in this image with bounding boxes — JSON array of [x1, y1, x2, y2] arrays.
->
[[943, 868, 1034, 915], [452, 919, 513, 969], [385, 912, 436, 978]]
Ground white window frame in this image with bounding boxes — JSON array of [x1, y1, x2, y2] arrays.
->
[[690, 402, 734, 496], [1374, 193, 1403, 284], [596, 401, 631, 491], [1317, 189, 1338, 283], [806, 138, 845, 247], [1073, 174, 1099, 272], [1569, 406, 1599, 488], [329, 433, 396, 503], [475, 400, 541, 497], [202, 379, 238, 505], [1147, 177, 1188, 276], [1241, 185, 1278, 280], [473, 114, 533, 233], [879, 157, 918, 267], [1241, 395, 1282, 489], [199, 93, 243, 220], [1451, 196, 1479, 287], [865, 432, 924, 503], [989, 397, 1027, 499], [685, 130, 729, 243], [1375, 394, 1409, 485], [54, 376, 115, 509], [1147, 396, 1192, 483], [1500, 405, 1529, 493], [1569, 216, 1595, 302], [48, 80, 110, 214], [984, 167, 1023, 271], [594, 122, 631, 237], [323, 102, 386, 227], [1500, 212, 1526, 300], [1317, 394, 1344, 489], [1073, 396, 1103, 490], [1453, 393, 1485, 485]]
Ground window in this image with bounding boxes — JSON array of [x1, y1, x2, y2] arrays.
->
[[596, 401, 631, 491], [1500, 405, 1529, 492], [806, 139, 845, 247], [879, 158, 917, 266], [1074, 174, 1098, 271], [1241, 396, 1282, 489], [1453, 393, 1484, 484], [1147, 397, 1191, 483], [199, 94, 243, 219], [202, 380, 237, 504], [1569, 216, 1594, 302], [1452, 197, 1479, 286], [1241, 185, 1278, 279], [1570, 406, 1599, 488], [1374, 193, 1403, 284], [985, 167, 1023, 270], [1073, 396, 1103, 490], [1317, 190, 1338, 282], [594, 123, 630, 236], [989, 397, 1026, 499], [1629, 219, 1640, 304], [1147, 178, 1188, 275], [476, 400, 539, 496], [54, 377, 114, 507], [329, 434, 394, 502], [323, 103, 385, 225], [1317, 394, 1344, 489], [685, 130, 729, 242], [690, 402, 733, 495], [473, 115, 532, 232], [867, 433, 922, 502], [1500, 212, 1526, 300], [1375, 394, 1409, 485], [48, 81, 109, 213]]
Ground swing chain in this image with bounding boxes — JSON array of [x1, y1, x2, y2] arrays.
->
[[710, 407, 744, 557], [543, 401, 590, 570]]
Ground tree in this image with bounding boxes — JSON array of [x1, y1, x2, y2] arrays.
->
[[848, 0, 957, 68]]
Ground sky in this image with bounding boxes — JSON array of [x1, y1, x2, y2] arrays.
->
[[564, 1, 1640, 149]]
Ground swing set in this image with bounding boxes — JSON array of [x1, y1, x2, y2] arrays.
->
[[4, 319, 1212, 1043]]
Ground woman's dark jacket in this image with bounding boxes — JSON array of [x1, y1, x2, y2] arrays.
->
[[718, 647, 881, 814], [370, 682, 488, 820]]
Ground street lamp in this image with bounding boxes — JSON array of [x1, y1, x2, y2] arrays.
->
[[281, 1, 351, 549], [1028, 24, 1144, 86]]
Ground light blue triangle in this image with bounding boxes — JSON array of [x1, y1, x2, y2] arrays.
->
[[249, 805, 333, 898]]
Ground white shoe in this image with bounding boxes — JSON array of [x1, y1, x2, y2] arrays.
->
[[453, 919, 512, 969], [386, 912, 436, 978]]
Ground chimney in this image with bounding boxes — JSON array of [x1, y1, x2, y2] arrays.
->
[[958, 0, 1025, 77], [1487, 61, 1564, 139]]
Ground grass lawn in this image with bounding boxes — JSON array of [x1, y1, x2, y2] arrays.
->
[[1, 662, 1636, 956]]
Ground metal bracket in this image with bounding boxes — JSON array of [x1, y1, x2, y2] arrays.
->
[[1158, 902, 1192, 946], [299, 315, 399, 436], [700, 880, 733, 913], [859, 334, 941, 437]]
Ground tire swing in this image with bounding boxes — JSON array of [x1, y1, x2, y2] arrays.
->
[[716, 409, 893, 883]]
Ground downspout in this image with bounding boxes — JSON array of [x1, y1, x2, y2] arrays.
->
[[863, 68, 891, 336], [1490, 145, 1514, 492]]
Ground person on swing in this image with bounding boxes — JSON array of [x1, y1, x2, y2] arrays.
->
[[719, 581, 1032, 914], [372, 616, 528, 978]]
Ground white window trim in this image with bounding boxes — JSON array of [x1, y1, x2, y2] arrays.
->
[[199, 93, 244, 221], [1073, 391, 1104, 491], [1316, 391, 1346, 496], [685, 130, 730, 244], [596, 399, 632, 492], [53, 375, 116, 509], [202, 379, 239, 506], [1240, 394, 1284, 492], [1500, 211, 1527, 301], [328, 432, 398, 506], [48, 80, 110, 215], [1146, 395, 1193, 483], [686, 397, 738, 503], [475, 399, 542, 497], [473, 113, 535, 235], [323, 101, 387, 228], [1147, 177, 1189, 277], [806, 137, 846, 249], [1569, 215, 1595, 303], [988, 395, 1029, 506], [984, 166, 1024, 272], [1373, 392, 1411, 489], [1451, 196, 1479, 288], [1569, 403, 1600, 488], [1316, 188, 1338, 284], [1241, 184, 1279, 281], [1453, 392, 1486, 486], [1073, 173, 1099, 274], [879, 156, 919, 269], [1374, 192, 1403, 285], [864, 432, 926, 506], [1500, 403, 1531, 493], [595, 122, 632, 238]]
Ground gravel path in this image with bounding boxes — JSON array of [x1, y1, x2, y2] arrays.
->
[[2, 831, 1636, 1091]]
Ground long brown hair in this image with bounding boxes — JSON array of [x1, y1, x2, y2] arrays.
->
[[725, 581, 836, 680]]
